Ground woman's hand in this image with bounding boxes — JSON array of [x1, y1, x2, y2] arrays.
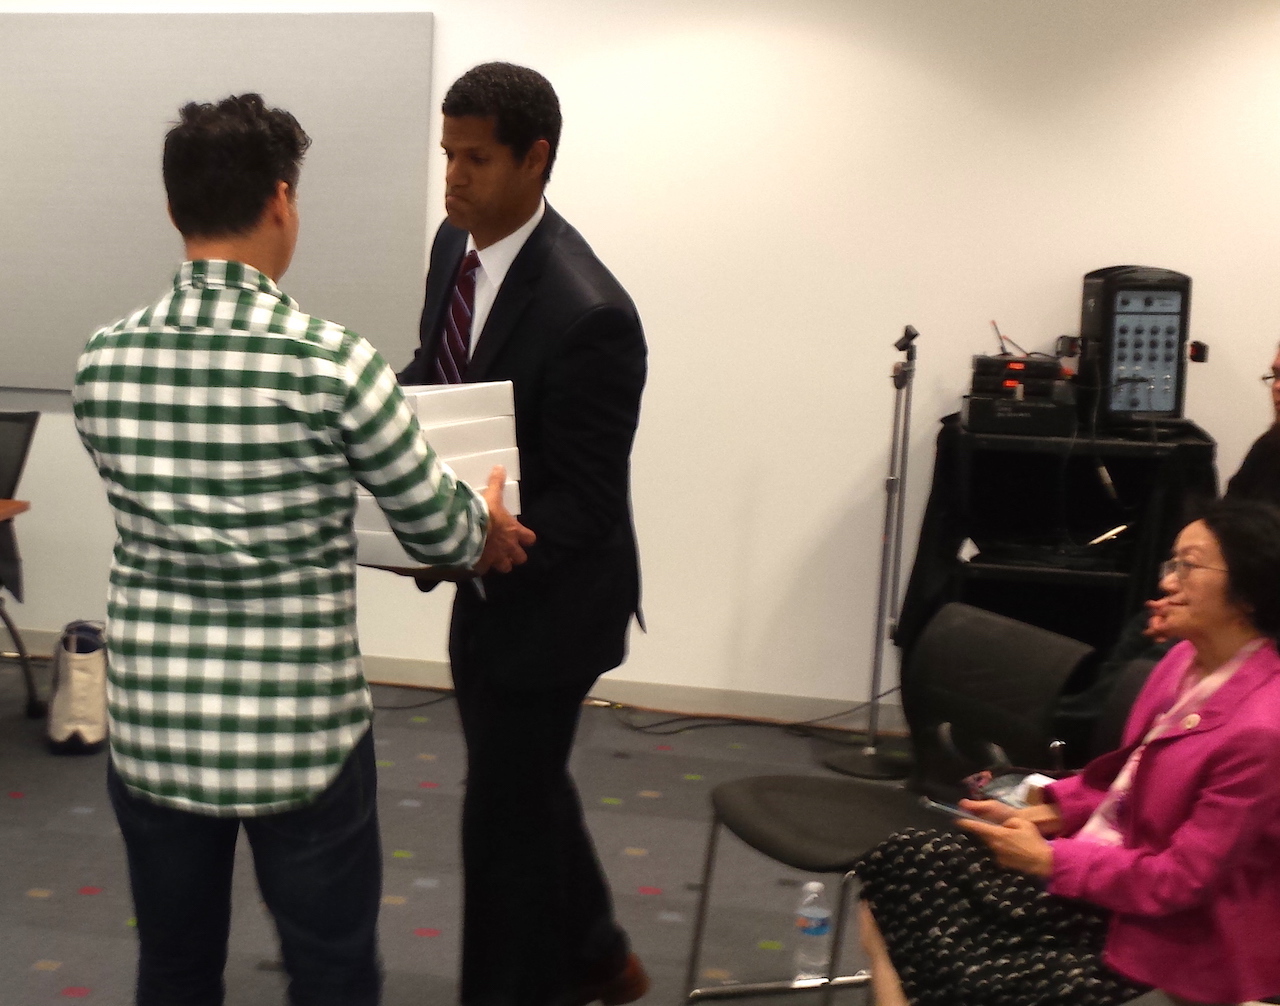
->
[[959, 799, 1018, 824], [960, 799, 1064, 837], [1143, 596, 1174, 642], [959, 817, 1055, 878]]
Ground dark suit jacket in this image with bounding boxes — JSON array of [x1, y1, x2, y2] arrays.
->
[[398, 205, 646, 688], [1225, 422, 1280, 505]]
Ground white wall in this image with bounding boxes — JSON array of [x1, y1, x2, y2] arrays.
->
[[5, 0, 1280, 707]]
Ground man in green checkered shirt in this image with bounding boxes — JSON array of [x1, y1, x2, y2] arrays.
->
[[73, 93, 532, 1006]]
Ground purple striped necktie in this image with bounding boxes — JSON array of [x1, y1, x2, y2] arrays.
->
[[431, 250, 482, 384]]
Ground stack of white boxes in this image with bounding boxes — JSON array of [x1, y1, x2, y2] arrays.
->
[[355, 381, 519, 569]]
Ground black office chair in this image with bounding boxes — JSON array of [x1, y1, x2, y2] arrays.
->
[[683, 775, 936, 1003], [1088, 657, 1156, 757], [682, 603, 1100, 1004], [0, 411, 43, 718], [909, 603, 1098, 794]]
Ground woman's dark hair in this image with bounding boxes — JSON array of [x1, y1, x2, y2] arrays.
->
[[1199, 498, 1280, 636], [442, 62, 561, 182], [163, 93, 311, 238]]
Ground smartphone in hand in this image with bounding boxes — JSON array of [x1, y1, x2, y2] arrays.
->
[[919, 796, 987, 824]]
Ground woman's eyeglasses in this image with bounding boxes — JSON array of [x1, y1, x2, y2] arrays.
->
[[1261, 371, 1280, 385], [1160, 558, 1228, 580]]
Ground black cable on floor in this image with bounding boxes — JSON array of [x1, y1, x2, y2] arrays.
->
[[601, 686, 904, 737], [368, 680, 908, 742], [370, 686, 457, 711]]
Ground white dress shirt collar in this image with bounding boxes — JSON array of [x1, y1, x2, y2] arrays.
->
[[466, 199, 545, 353]]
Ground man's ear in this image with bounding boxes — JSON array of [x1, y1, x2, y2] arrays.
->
[[266, 179, 293, 223], [524, 139, 550, 180]]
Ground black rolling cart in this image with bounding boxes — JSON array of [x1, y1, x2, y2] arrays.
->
[[896, 414, 1218, 660]]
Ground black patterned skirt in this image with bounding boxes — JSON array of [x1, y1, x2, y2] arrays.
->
[[854, 828, 1150, 1006]]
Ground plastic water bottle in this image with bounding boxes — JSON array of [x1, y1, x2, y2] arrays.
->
[[793, 880, 832, 980]]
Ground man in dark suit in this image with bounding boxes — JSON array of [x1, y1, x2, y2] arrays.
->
[[397, 63, 648, 1006]]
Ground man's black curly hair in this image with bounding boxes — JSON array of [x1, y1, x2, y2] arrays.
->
[[442, 63, 561, 183], [163, 93, 311, 239]]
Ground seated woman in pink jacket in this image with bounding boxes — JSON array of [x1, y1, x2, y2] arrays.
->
[[857, 498, 1280, 1006]]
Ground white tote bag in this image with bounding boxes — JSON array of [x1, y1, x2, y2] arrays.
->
[[47, 620, 107, 755]]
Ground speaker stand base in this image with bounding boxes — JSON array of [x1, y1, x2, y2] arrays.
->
[[823, 736, 913, 780]]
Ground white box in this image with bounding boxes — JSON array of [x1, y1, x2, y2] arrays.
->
[[420, 415, 516, 459], [445, 447, 521, 485], [355, 529, 423, 569], [503, 480, 520, 514], [402, 381, 514, 425], [354, 492, 384, 532]]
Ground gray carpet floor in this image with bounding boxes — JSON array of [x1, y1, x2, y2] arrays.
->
[[0, 663, 895, 1005]]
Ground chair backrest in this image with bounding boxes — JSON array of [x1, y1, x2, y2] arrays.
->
[[907, 602, 1096, 777], [0, 412, 40, 500], [1089, 656, 1157, 757]]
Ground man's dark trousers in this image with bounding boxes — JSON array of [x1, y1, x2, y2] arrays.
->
[[108, 728, 382, 1006], [451, 605, 629, 1006]]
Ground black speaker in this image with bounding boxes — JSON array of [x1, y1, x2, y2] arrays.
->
[[1078, 265, 1191, 427]]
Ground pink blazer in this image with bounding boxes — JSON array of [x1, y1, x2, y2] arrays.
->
[[1046, 639, 1280, 1003]]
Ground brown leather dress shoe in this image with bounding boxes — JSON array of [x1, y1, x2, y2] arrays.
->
[[567, 952, 650, 1006]]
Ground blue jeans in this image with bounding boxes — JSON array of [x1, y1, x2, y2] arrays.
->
[[107, 728, 383, 1006]]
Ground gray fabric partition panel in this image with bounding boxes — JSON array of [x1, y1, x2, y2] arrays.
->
[[1, 12, 434, 391]]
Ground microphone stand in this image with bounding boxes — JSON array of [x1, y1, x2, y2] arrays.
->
[[823, 326, 918, 780]]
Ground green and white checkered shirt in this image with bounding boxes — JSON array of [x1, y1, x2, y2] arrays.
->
[[73, 260, 487, 816]]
